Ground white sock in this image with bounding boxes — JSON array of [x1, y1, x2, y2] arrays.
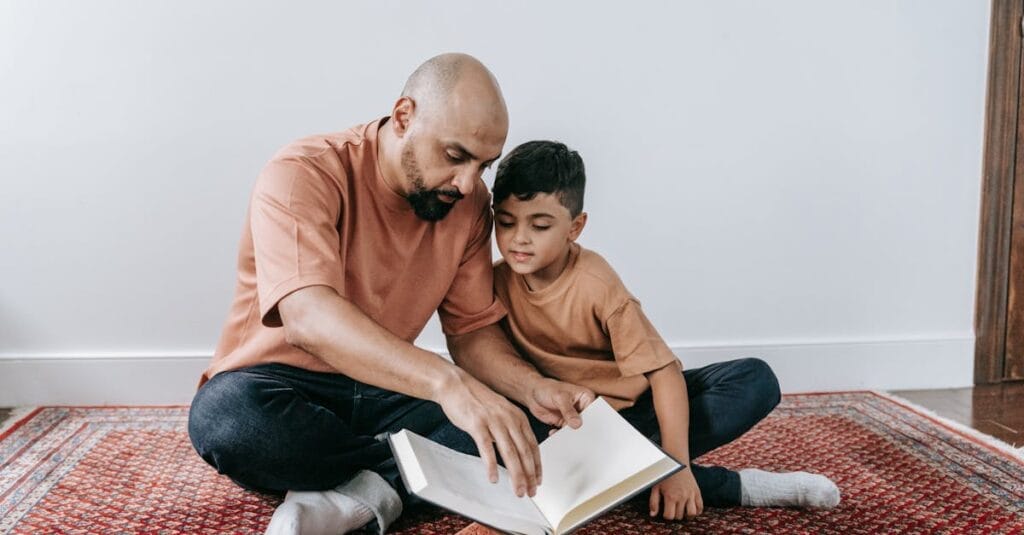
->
[[265, 488, 374, 535], [738, 468, 840, 509]]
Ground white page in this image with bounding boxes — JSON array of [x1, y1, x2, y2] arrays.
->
[[391, 430, 548, 531], [530, 398, 669, 527]]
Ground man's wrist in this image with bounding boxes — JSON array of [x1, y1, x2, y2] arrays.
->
[[518, 373, 554, 406], [427, 357, 466, 404]]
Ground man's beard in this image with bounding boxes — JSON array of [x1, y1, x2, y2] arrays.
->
[[402, 142, 464, 221]]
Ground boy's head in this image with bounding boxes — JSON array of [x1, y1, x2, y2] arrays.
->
[[491, 141, 588, 281]]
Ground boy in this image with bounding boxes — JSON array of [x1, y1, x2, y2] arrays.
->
[[490, 140, 840, 520]]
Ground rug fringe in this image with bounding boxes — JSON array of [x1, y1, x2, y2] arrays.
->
[[874, 390, 1024, 462]]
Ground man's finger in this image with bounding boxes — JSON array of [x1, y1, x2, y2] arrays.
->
[[520, 420, 543, 487], [574, 389, 596, 411], [556, 393, 583, 429], [530, 406, 561, 426], [491, 427, 528, 497], [649, 487, 661, 517], [505, 420, 540, 495], [471, 431, 498, 484]]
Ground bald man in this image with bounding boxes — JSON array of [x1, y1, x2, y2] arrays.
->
[[187, 53, 594, 534]]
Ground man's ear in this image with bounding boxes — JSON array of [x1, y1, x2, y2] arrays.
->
[[391, 96, 416, 137], [569, 212, 588, 241]]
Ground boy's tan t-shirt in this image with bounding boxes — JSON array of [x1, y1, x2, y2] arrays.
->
[[494, 243, 678, 410], [201, 117, 505, 385]]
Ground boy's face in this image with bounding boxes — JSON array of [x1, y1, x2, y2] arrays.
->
[[493, 193, 586, 283]]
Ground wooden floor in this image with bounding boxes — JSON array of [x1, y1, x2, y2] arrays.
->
[[0, 384, 1022, 447], [892, 382, 1024, 447]]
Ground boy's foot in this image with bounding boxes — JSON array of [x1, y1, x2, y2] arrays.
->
[[738, 468, 840, 509], [264, 470, 401, 535], [265, 488, 373, 535]]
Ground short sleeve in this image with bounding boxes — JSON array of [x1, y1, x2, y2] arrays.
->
[[250, 159, 346, 327], [438, 201, 507, 335], [606, 299, 678, 376]]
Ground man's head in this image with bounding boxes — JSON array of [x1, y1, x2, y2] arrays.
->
[[491, 141, 588, 281], [381, 53, 509, 221]]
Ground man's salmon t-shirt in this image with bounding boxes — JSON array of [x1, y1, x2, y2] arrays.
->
[[201, 117, 506, 385], [493, 243, 678, 410]]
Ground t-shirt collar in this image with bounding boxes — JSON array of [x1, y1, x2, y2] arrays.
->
[[516, 243, 582, 301]]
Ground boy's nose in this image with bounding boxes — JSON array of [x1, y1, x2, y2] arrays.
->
[[513, 228, 530, 244]]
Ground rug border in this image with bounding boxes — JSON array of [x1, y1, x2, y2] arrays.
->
[[0, 405, 188, 442], [868, 390, 1024, 465], [6, 392, 1022, 467], [0, 407, 41, 442]]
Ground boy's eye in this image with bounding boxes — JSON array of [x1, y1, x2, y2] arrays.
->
[[496, 221, 514, 228], [533, 226, 551, 231]]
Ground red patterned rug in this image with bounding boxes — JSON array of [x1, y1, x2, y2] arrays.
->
[[1, 392, 1021, 534]]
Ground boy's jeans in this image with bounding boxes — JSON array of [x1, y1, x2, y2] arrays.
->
[[619, 357, 781, 506], [188, 357, 780, 510]]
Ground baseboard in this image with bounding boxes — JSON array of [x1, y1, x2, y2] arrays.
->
[[0, 355, 210, 406], [0, 336, 974, 405], [672, 336, 975, 393]]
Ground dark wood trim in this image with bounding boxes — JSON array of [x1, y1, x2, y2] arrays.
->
[[976, 0, 1024, 384]]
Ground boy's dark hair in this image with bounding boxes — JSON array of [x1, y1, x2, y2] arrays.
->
[[492, 140, 586, 217]]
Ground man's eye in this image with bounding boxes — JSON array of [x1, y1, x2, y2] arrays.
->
[[446, 153, 464, 163]]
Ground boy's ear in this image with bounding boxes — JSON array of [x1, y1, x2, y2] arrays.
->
[[569, 212, 588, 241]]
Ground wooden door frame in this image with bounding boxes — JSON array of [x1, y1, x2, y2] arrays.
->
[[976, 0, 1024, 384]]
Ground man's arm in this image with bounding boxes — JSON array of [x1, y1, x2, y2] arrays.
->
[[278, 285, 541, 497], [447, 323, 596, 432]]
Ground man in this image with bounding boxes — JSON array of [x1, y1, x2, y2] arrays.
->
[[188, 53, 594, 534]]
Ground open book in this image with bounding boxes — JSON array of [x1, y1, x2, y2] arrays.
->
[[388, 397, 683, 535]]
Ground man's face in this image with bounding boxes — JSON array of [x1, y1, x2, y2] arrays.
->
[[398, 102, 506, 221], [494, 193, 583, 281], [401, 135, 464, 221]]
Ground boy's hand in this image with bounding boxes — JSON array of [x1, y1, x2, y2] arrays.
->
[[525, 377, 595, 430], [650, 469, 703, 520]]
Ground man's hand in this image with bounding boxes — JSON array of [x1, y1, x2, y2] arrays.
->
[[650, 469, 703, 520], [435, 368, 542, 498], [525, 377, 596, 430]]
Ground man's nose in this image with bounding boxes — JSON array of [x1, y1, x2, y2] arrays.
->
[[451, 169, 476, 196]]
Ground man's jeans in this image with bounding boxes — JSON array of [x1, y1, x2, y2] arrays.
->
[[188, 357, 780, 508]]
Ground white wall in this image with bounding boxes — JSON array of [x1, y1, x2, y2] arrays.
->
[[0, 1, 989, 403]]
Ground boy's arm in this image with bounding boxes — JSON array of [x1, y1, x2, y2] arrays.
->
[[647, 361, 691, 463], [646, 361, 704, 520]]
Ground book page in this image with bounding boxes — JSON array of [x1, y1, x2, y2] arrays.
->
[[530, 397, 677, 528], [390, 430, 548, 534], [555, 457, 680, 534]]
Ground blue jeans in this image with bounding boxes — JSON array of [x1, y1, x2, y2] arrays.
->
[[188, 358, 779, 507], [188, 363, 476, 499], [618, 358, 781, 506]]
